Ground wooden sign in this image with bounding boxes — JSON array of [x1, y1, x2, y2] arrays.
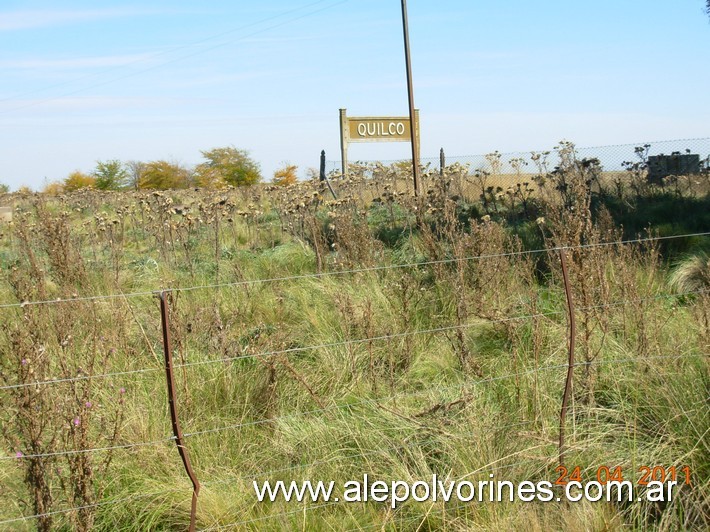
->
[[347, 117, 412, 142], [339, 109, 420, 177]]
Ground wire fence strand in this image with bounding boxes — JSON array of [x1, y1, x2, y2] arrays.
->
[[2, 351, 705, 526], [6, 351, 702, 462], [1, 228, 708, 527], [1, 231, 707, 310], [0, 492, 174, 527], [178, 352, 708, 440], [1, 287, 705, 393]]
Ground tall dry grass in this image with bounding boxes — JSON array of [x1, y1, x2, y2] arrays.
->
[[0, 145, 708, 530]]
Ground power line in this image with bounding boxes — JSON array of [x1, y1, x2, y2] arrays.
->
[[0, 1, 349, 115], [0, 0, 336, 104]]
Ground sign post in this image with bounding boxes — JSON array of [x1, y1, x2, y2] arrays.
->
[[339, 109, 420, 180], [401, 0, 420, 196], [339, 108, 349, 179]]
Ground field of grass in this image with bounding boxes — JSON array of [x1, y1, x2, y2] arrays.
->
[[0, 156, 708, 531]]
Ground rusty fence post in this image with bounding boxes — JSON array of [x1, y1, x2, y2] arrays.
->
[[440, 147, 445, 178], [558, 248, 576, 467], [158, 291, 200, 531]]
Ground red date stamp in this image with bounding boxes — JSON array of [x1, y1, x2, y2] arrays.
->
[[554, 465, 692, 486]]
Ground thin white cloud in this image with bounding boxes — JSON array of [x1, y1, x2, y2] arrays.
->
[[168, 70, 287, 89], [240, 35, 322, 44], [0, 54, 155, 70], [0, 96, 191, 113], [0, 8, 164, 31]]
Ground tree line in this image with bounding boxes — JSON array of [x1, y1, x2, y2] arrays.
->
[[2, 146, 299, 194]]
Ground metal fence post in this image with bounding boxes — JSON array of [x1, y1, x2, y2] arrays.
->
[[320, 150, 337, 200], [158, 291, 200, 531], [557, 249, 576, 468]]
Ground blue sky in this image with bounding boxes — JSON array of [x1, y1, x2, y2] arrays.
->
[[1, 0, 709, 190]]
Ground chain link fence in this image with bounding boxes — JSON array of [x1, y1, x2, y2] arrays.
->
[[323, 138, 710, 201]]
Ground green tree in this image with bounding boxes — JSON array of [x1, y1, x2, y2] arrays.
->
[[93, 160, 129, 190], [64, 171, 96, 191], [138, 160, 191, 190], [0, 182, 9, 194], [195, 146, 261, 188]]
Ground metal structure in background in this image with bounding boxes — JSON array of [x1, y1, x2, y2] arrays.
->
[[401, 0, 421, 196], [648, 153, 701, 183], [326, 138, 710, 175], [324, 137, 710, 198]]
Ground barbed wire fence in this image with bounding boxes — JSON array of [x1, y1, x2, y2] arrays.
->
[[0, 228, 708, 529]]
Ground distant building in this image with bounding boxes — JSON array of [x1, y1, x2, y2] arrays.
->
[[647, 152, 700, 182]]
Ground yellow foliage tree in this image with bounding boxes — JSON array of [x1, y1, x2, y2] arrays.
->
[[138, 161, 191, 190], [43, 181, 65, 195], [64, 171, 96, 191], [272, 164, 298, 187], [193, 166, 228, 189]]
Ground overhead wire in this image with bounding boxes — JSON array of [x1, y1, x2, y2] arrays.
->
[[0, 0, 338, 104], [0, 0, 349, 114]]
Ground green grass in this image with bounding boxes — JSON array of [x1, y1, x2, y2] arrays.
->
[[0, 181, 708, 531]]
